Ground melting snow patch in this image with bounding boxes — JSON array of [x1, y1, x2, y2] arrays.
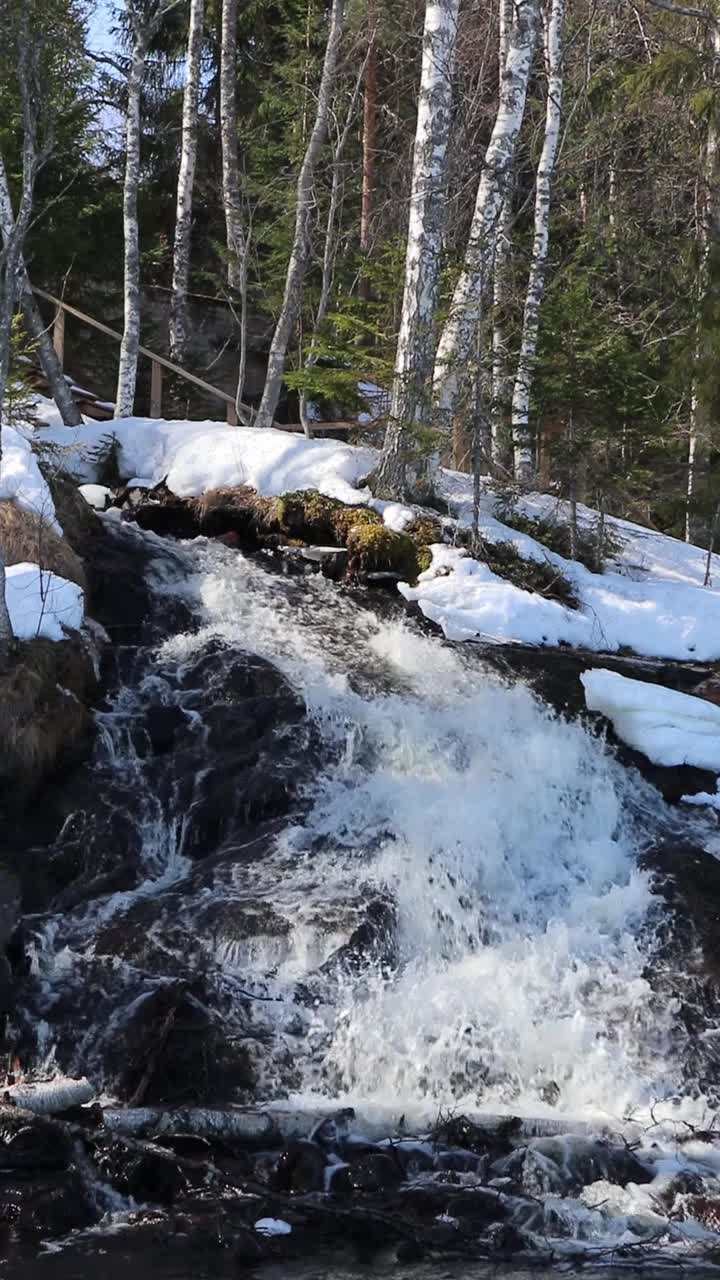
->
[[6, 563, 84, 640], [79, 483, 113, 510], [0, 424, 59, 529], [581, 668, 720, 771], [254, 1218, 292, 1236]]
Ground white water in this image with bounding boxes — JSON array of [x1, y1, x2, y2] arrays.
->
[[152, 540, 700, 1128]]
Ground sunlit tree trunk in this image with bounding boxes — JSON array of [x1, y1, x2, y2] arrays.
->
[[432, 0, 540, 437], [490, 0, 513, 468], [116, 0, 181, 418], [169, 0, 205, 363], [359, 1, 378, 302], [511, 0, 564, 486], [374, 0, 460, 500], [254, 0, 346, 430]]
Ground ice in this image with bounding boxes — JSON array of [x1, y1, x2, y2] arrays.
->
[[581, 668, 720, 770], [254, 1218, 292, 1236]]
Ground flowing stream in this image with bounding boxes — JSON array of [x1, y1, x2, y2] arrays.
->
[[8, 526, 720, 1270]]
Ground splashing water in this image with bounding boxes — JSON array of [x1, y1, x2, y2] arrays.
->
[[153, 539, 696, 1126]]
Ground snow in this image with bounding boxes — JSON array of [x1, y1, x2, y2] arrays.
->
[[0, 425, 59, 530], [25, 406, 720, 662], [79, 483, 112, 511], [254, 1218, 292, 1236], [6, 563, 84, 640], [581, 668, 720, 771], [682, 785, 720, 810]]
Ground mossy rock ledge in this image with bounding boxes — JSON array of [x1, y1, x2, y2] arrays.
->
[[135, 486, 441, 582]]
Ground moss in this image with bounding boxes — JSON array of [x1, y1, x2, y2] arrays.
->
[[276, 490, 381, 544], [345, 523, 420, 579], [406, 514, 443, 546], [195, 487, 282, 539]]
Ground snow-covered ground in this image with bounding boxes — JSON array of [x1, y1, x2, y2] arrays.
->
[[28, 404, 720, 663], [582, 668, 720, 772]]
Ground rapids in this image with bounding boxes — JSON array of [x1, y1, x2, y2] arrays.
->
[[6, 523, 720, 1270]]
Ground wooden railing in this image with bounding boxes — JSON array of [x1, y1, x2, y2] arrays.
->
[[32, 286, 254, 426]]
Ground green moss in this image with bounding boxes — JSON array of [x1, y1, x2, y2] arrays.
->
[[276, 490, 382, 544], [345, 523, 420, 579]]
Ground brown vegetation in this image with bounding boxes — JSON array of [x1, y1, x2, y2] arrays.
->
[[0, 500, 88, 593]]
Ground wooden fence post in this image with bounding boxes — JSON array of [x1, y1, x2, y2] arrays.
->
[[52, 305, 65, 367], [226, 400, 238, 426], [150, 360, 163, 418]]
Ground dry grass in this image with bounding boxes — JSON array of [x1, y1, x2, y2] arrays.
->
[[0, 500, 88, 592], [0, 635, 97, 789]]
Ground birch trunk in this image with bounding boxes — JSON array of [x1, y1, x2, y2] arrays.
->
[[373, 0, 461, 500], [510, 0, 564, 486], [116, 0, 181, 418], [687, 17, 720, 543], [490, 0, 513, 467], [253, 0, 345, 431], [169, 0, 205, 363], [220, 0, 246, 295], [432, 0, 540, 434], [359, 1, 378, 302]]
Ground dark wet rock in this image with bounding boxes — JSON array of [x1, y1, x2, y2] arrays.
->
[[139, 703, 188, 755], [156, 1133, 213, 1160], [0, 1110, 71, 1171], [104, 981, 254, 1105], [0, 1168, 96, 1238], [320, 895, 398, 980], [92, 1139, 186, 1205], [484, 1220, 529, 1256], [270, 1141, 327, 1193], [393, 1143, 435, 1177], [349, 1152, 403, 1192], [434, 1149, 487, 1175], [396, 1238, 426, 1263]]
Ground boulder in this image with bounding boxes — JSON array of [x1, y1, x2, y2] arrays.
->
[[270, 1141, 327, 1194]]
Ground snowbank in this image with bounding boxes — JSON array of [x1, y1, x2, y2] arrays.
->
[[0, 425, 59, 530], [6, 563, 84, 641], [28, 407, 720, 662], [581, 668, 720, 771]]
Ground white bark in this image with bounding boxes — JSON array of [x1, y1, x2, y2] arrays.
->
[[490, 0, 514, 467], [220, 0, 246, 295], [169, 0, 205, 363], [510, 0, 564, 486], [254, 0, 345, 431], [116, 0, 181, 418], [687, 18, 720, 542], [374, 0, 461, 499], [432, 0, 540, 432]]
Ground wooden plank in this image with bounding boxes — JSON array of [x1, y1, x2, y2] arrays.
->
[[31, 286, 259, 423], [226, 399, 238, 426], [150, 360, 163, 418]]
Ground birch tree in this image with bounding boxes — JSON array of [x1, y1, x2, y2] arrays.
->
[[116, 0, 181, 418], [359, 0, 378, 302], [490, 0, 513, 467], [432, 0, 540, 434], [253, 0, 346, 431], [510, 0, 565, 486], [168, 0, 205, 363], [686, 12, 720, 542], [373, 0, 461, 500], [220, 0, 251, 417]]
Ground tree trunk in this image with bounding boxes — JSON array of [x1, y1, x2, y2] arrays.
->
[[374, 0, 461, 500], [687, 17, 720, 544], [510, 0, 564, 487], [0, 152, 81, 424], [169, 0, 205, 363], [117, 0, 181, 418], [220, 0, 246, 295], [253, 0, 346, 431], [432, 0, 540, 435], [490, 0, 513, 468], [359, 1, 378, 302]]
